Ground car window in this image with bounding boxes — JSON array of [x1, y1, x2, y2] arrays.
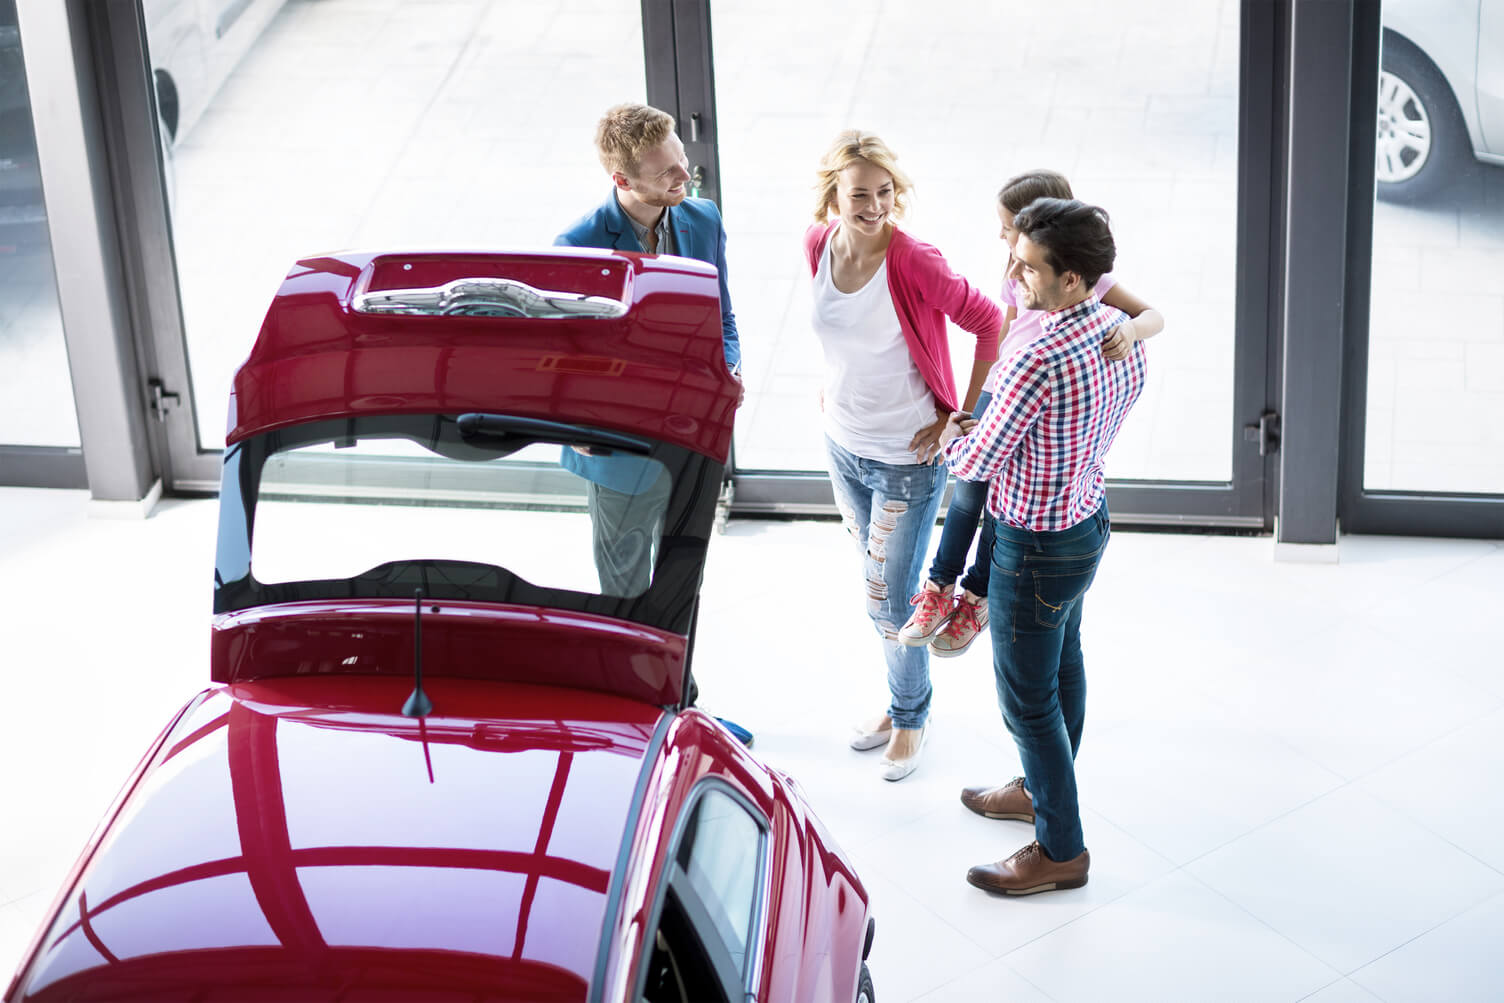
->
[[640, 785, 766, 1003], [676, 789, 762, 976], [247, 420, 671, 599]]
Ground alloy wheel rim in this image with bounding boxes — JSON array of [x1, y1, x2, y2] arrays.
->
[[1375, 70, 1432, 183]]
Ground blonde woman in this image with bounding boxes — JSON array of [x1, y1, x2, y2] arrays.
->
[[803, 130, 1003, 781]]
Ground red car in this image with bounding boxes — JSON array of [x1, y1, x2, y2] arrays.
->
[[5, 250, 875, 1002]]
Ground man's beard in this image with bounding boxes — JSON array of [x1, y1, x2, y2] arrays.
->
[[638, 189, 686, 208], [1021, 284, 1062, 311]]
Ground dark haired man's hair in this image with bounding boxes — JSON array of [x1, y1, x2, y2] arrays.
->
[[1012, 197, 1116, 288]]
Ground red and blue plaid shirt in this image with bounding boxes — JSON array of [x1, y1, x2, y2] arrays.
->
[[943, 295, 1147, 531]]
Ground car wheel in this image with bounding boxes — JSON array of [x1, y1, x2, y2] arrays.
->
[[856, 962, 875, 1003], [1376, 38, 1469, 203]]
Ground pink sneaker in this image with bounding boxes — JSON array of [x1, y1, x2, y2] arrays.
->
[[930, 592, 987, 657], [899, 585, 956, 646]]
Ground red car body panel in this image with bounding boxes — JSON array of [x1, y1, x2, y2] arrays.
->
[[599, 713, 870, 1003], [7, 682, 870, 1003], [227, 250, 738, 459], [9, 677, 662, 1002], [211, 599, 685, 705]]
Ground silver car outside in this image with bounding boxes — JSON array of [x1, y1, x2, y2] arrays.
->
[[1379, 0, 1504, 200]]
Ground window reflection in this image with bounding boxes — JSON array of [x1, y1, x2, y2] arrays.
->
[[678, 789, 762, 977], [88, 872, 279, 957]]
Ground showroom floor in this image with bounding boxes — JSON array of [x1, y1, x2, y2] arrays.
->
[[1, 486, 1501, 1001]]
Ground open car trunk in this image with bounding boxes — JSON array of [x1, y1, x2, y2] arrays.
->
[[211, 249, 740, 706]]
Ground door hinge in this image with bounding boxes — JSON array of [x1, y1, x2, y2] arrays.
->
[[1243, 409, 1280, 457], [148, 378, 181, 423]]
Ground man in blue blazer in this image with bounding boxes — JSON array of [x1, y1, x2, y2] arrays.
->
[[555, 103, 752, 746], [555, 104, 740, 374]]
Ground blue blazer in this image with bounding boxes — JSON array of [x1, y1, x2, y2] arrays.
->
[[555, 190, 740, 373], [554, 191, 742, 494]]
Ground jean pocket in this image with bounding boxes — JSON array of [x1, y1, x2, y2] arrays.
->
[[1030, 553, 1102, 629]]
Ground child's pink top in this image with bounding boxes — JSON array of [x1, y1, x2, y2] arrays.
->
[[989, 273, 1116, 389]]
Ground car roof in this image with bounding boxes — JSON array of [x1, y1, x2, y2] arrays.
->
[[11, 677, 665, 1002], [225, 248, 737, 462]]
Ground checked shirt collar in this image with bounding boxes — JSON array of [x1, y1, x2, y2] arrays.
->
[[1041, 294, 1103, 337]]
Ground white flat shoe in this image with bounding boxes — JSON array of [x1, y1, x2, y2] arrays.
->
[[850, 719, 893, 751], [879, 724, 928, 781]]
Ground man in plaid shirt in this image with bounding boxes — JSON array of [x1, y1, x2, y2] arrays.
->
[[939, 198, 1147, 896]]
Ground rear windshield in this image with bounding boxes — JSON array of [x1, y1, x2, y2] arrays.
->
[[215, 414, 716, 630]]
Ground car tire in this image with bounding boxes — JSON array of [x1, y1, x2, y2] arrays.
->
[[1376, 37, 1470, 203], [856, 962, 875, 1003]]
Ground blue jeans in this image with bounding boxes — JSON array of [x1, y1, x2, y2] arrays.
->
[[825, 436, 948, 730], [988, 502, 1110, 862], [929, 391, 994, 596]]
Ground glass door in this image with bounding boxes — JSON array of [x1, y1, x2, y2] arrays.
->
[[708, 0, 1278, 526], [1341, 0, 1504, 538], [136, 0, 650, 489], [0, 0, 83, 488], [129, 0, 1282, 531]]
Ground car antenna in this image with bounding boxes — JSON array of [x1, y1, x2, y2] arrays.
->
[[402, 587, 434, 718]]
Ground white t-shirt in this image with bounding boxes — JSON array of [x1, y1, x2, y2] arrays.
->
[[811, 237, 937, 464]]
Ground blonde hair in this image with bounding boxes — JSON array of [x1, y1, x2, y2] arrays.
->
[[595, 103, 676, 177], [813, 130, 913, 223]]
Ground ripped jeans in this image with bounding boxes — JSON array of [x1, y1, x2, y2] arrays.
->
[[825, 436, 948, 730]]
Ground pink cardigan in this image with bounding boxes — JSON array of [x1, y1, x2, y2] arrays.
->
[[804, 222, 1001, 413]]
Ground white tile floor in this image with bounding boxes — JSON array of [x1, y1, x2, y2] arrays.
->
[[2, 485, 1502, 1001]]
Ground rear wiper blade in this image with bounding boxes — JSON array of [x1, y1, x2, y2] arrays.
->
[[456, 413, 650, 456]]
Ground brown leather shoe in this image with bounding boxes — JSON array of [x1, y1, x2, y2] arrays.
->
[[960, 777, 1034, 822], [967, 841, 1089, 896]]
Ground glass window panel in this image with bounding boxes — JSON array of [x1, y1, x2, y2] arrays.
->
[[1366, 8, 1504, 494], [0, 0, 79, 448], [253, 439, 669, 597], [142, 1, 645, 450], [715, 0, 1239, 480], [678, 789, 761, 976]]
